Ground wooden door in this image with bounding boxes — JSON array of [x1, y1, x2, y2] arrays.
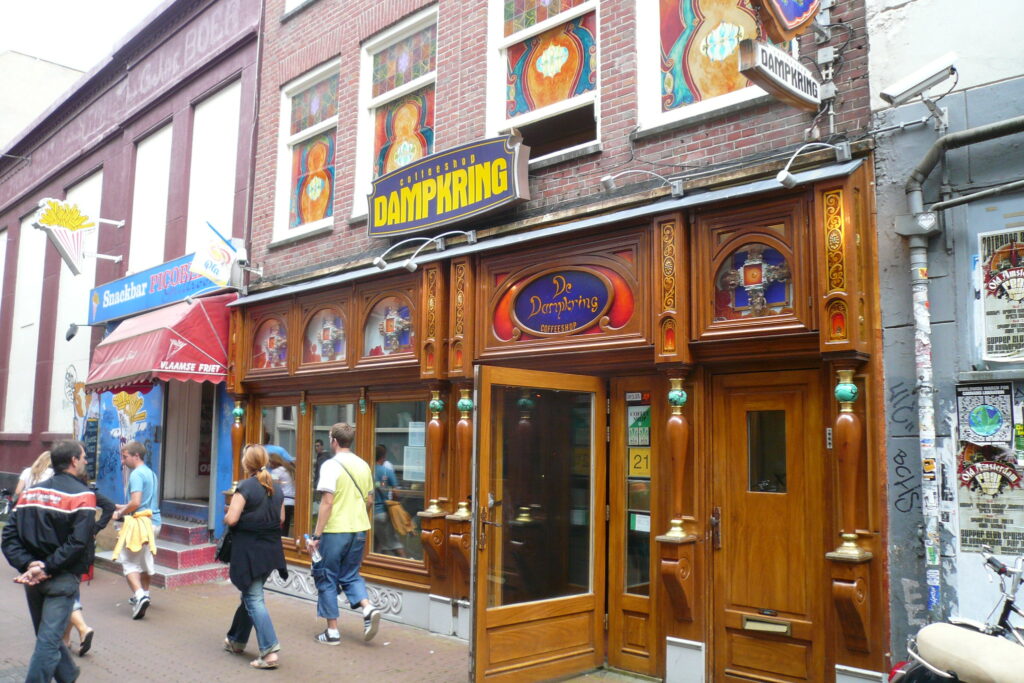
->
[[607, 378, 659, 675], [711, 370, 825, 682], [474, 366, 606, 682]]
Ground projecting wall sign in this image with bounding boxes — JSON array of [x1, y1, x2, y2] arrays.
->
[[739, 39, 821, 112]]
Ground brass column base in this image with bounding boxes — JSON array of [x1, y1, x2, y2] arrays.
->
[[826, 533, 873, 563]]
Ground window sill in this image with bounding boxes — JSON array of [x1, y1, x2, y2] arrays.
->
[[632, 93, 774, 141], [281, 0, 322, 24], [268, 224, 333, 250], [528, 141, 602, 171]]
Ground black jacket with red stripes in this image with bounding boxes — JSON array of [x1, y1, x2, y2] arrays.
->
[[2, 471, 98, 576]]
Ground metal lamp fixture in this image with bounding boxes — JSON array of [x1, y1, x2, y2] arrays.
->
[[65, 322, 101, 342], [599, 169, 684, 198], [373, 229, 478, 271], [775, 141, 853, 188]]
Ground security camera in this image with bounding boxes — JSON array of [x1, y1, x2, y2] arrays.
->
[[880, 52, 957, 106], [236, 257, 250, 267]]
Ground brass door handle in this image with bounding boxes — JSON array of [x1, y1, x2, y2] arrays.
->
[[710, 506, 722, 550]]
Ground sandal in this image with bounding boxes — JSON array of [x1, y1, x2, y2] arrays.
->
[[79, 629, 94, 657], [224, 638, 245, 654], [251, 656, 278, 669]]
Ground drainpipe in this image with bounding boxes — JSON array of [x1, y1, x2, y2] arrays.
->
[[896, 113, 1024, 617]]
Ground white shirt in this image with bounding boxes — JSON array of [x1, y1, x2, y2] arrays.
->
[[19, 466, 53, 489], [270, 466, 295, 505]]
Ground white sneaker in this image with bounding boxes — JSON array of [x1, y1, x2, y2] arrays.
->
[[362, 607, 381, 641], [132, 595, 150, 619]]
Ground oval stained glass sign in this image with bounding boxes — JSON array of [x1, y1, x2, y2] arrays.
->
[[511, 269, 612, 336]]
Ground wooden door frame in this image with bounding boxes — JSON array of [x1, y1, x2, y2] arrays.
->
[[472, 365, 607, 682]]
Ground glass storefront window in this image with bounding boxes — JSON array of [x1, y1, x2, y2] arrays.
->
[[371, 400, 427, 560], [310, 404, 357, 536], [261, 405, 299, 538], [624, 396, 651, 596]]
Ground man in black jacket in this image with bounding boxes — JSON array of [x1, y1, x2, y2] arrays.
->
[[3, 440, 95, 683]]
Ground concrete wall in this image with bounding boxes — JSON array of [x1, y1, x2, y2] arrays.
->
[[872, 74, 1024, 656]]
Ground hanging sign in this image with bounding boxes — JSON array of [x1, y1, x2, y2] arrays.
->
[[979, 228, 1024, 361], [739, 40, 821, 111], [189, 221, 238, 288], [750, 0, 821, 43], [32, 198, 98, 276], [368, 133, 530, 238]]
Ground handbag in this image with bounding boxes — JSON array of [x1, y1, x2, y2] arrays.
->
[[216, 529, 233, 563]]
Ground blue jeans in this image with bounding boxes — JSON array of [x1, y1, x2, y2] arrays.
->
[[226, 573, 280, 657], [312, 531, 368, 620], [24, 572, 79, 683]]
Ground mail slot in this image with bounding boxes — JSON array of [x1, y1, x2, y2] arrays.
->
[[742, 614, 792, 636]]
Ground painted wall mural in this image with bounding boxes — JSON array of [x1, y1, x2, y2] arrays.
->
[[660, 0, 761, 111], [374, 87, 435, 177], [493, 266, 634, 341], [96, 386, 163, 506], [303, 307, 346, 363], [714, 243, 792, 320], [364, 297, 414, 356], [506, 12, 597, 117], [253, 317, 288, 369]]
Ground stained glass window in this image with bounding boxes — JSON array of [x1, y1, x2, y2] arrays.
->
[[253, 317, 288, 369], [289, 131, 335, 228], [372, 25, 436, 98], [714, 244, 792, 321], [506, 11, 597, 117], [373, 86, 435, 177], [290, 74, 339, 135], [503, 0, 587, 36], [660, 0, 762, 112]]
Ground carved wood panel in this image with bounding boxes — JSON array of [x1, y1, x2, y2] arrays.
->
[[447, 257, 475, 378], [419, 262, 448, 379], [653, 213, 692, 365]]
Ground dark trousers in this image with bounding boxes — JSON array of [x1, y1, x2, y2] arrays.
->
[[24, 572, 80, 683]]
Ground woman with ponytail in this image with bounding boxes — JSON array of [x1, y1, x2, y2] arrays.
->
[[223, 444, 288, 669]]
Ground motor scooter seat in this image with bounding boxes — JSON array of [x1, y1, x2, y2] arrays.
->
[[916, 622, 1024, 682]]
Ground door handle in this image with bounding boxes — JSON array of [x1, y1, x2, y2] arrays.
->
[[477, 505, 502, 551], [710, 506, 722, 550]]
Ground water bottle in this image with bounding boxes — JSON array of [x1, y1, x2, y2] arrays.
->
[[304, 534, 322, 563]]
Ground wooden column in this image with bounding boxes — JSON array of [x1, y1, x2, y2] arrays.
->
[[418, 389, 448, 578], [826, 365, 871, 562], [447, 387, 474, 589]]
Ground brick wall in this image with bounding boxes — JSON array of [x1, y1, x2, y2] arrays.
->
[[251, 0, 871, 284]]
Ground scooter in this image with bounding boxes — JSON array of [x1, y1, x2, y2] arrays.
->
[[888, 545, 1024, 682]]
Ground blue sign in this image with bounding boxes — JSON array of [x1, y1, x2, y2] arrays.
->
[[368, 134, 530, 238], [88, 253, 222, 325], [512, 269, 612, 336]]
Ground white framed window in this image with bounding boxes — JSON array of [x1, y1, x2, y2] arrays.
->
[[4, 213, 48, 432], [128, 123, 173, 273], [486, 0, 599, 163], [186, 80, 242, 256], [351, 7, 438, 220], [49, 170, 102, 435], [273, 59, 339, 243], [636, 0, 775, 132]]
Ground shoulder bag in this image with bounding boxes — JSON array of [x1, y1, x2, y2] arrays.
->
[[216, 529, 233, 563]]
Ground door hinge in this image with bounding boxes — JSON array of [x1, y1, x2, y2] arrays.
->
[[825, 427, 833, 449], [606, 397, 611, 414], [604, 613, 608, 631], [606, 504, 610, 521], [606, 425, 610, 442]]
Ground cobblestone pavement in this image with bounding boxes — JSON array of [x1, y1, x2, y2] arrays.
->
[[0, 567, 468, 682]]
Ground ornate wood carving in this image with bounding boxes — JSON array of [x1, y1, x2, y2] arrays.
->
[[817, 182, 871, 353], [827, 365, 872, 562], [656, 526, 695, 622], [447, 257, 474, 378], [447, 515, 472, 577], [419, 263, 448, 379], [832, 563, 871, 652], [418, 516, 447, 578], [654, 213, 692, 364]]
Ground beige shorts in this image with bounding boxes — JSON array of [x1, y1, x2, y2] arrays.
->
[[120, 526, 160, 575]]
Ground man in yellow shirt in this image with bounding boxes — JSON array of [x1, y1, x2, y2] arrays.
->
[[306, 423, 381, 644]]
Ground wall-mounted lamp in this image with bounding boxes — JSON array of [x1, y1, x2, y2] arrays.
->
[[599, 169, 684, 198], [373, 229, 478, 272], [65, 322, 101, 342], [775, 141, 853, 188]]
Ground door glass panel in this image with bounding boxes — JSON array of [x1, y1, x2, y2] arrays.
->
[[310, 404, 356, 536], [261, 405, 299, 537], [625, 395, 651, 596], [747, 410, 786, 493], [487, 385, 593, 608], [371, 400, 427, 560]]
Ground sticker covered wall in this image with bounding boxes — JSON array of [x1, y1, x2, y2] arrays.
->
[[95, 386, 164, 506]]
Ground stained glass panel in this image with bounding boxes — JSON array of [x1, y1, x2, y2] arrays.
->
[[506, 12, 596, 117], [290, 74, 339, 135], [252, 318, 288, 369], [289, 130, 335, 227], [504, 0, 587, 37], [660, 0, 762, 112], [302, 308, 346, 364], [372, 25, 437, 98], [713, 244, 792, 321], [373, 86, 434, 178], [364, 296, 415, 356]]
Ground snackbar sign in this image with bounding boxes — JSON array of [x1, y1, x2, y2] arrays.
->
[[368, 134, 530, 238], [739, 39, 821, 112]]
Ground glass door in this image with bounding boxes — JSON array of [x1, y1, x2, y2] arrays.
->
[[473, 366, 606, 682]]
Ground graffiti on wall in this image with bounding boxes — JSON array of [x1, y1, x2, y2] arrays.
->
[[96, 387, 163, 504]]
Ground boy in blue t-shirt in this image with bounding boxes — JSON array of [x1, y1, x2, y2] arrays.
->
[[112, 441, 161, 619]]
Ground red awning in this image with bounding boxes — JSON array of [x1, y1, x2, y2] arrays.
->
[[85, 292, 237, 394]]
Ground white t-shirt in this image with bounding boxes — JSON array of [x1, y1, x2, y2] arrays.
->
[[19, 466, 53, 489], [270, 466, 295, 505]]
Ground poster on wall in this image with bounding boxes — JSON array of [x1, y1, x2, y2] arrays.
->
[[956, 382, 1024, 554], [979, 229, 1024, 362]]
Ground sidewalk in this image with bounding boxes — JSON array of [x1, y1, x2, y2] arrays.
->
[[0, 567, 468, 682]]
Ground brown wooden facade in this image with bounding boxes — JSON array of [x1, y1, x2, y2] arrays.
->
[[228, 160, 887, 682]]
